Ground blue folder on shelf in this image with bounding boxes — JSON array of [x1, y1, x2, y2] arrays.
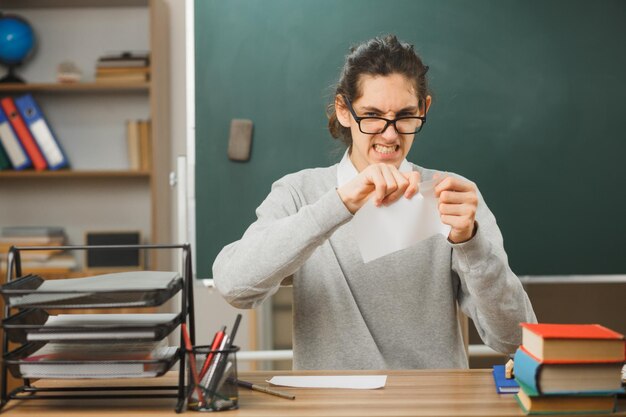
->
[[0, 106, 31, 170], [14, 94, 69, 170], [492, 364, 520, 394]]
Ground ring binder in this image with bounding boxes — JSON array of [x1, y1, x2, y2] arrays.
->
[[0, 243, 195, 413]]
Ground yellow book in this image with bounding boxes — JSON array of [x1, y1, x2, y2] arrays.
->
[[126, 120, 140, 171]]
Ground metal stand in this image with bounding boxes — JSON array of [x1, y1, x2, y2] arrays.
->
[[0, 244, 195, 413]]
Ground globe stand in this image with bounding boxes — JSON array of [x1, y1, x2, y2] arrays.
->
[[0, 65, 26, 84]]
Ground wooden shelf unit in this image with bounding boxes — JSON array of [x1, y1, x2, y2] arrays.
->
[[0, 0, 171, 271]]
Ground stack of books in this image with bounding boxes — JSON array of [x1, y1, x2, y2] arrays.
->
[[95, 52, 150, 83], [514, 323, 625, 415], [0, 94, 69, 172], [126, 119, 151, 171], [0, 226, 76, 274]]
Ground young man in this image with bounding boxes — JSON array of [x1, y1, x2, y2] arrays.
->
[[213, 35, 536, 370]]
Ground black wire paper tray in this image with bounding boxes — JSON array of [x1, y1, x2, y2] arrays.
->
[[0, 271, 182, 309], [4, 342, 180, 380], [2, 309, 183, 344]]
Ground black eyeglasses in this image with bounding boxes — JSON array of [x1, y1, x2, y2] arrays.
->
[[342, 95, 426, 135]]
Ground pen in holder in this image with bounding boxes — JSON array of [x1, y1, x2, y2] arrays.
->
[[187, 345, 240, 412]]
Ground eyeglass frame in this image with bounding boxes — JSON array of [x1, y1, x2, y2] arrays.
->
[[341, 95, 427, 135]]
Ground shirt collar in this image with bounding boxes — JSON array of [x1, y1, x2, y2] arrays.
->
[[336, 149, 412, 187]]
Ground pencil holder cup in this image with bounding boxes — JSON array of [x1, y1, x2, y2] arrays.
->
[[186, 345, 239, 412]]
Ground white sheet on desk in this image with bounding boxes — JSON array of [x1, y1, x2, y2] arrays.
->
[[267, 375, 387, 389], [352, 177, 451, 263]]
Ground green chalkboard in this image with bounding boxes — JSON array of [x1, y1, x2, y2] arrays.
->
[[195, 0, 626, 277]]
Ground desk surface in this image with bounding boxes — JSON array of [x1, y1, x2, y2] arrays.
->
[[1, 370, 625, 417]]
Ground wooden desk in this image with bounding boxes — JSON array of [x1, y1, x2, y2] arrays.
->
[[1, 370, 624, 416]]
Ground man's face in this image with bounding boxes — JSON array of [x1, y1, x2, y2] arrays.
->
[[337, 73, 426, 172]]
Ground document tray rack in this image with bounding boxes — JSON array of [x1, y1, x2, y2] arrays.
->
[[0, 244, 196, 413]]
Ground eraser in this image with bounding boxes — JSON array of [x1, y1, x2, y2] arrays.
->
[[227, 119, 253, 161]]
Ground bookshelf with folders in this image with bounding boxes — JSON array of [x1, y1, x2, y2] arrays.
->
[[0, 244, 196, 413], [0, 0, 171, 271]]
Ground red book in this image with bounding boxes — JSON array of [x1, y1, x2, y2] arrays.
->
[[520, 322, 625, 363], [0, 97, 47, 170]]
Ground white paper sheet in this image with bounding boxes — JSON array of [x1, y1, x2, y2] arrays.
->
[[352, 177, 451, 263], [267, 375, 387, 389]]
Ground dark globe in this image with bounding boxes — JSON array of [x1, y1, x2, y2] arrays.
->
[[0, 14, 36, 83]]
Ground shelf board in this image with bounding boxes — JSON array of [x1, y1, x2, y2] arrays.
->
[[1, 0, 148, 8], [0, 82, 150, 93], [0, 170, 150, 179]]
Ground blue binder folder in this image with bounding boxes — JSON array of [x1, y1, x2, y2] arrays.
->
[[14, 94, 69, 170]]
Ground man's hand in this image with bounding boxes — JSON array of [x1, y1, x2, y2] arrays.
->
[[337, 163, 421, 214], [435, 175, 478, 243]]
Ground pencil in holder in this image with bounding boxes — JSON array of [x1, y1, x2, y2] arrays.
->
[[187, 345, 239, 412]]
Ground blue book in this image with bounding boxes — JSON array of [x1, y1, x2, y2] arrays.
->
[[14, 94, 69, 170], [514, 347, 624, 396], [492, 364, 520, 394], [0, 106, 31, 170]]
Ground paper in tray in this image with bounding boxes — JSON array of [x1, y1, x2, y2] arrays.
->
[[0, 271, 182, 308], [2, 309, 182, 344], [4, 342, 180, 379]]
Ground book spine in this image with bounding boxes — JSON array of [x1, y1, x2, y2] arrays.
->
[[0, 97, 47, 170], [0, 140, 12, 170], [126, 120, 140, 170], [138, 120, 151, 171], [514, 348, 542, 395], [0, 106, 31, 170]]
